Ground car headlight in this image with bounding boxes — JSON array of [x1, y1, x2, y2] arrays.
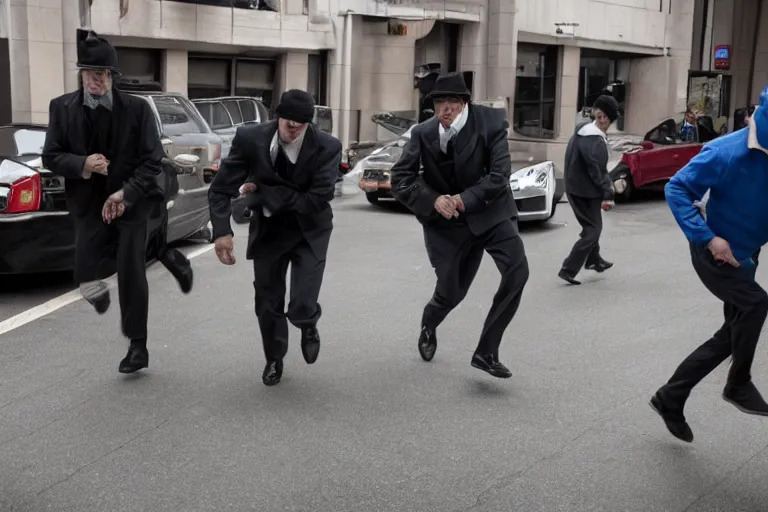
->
[[510, 161, 553, 190]]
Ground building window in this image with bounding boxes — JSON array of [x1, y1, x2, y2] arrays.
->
[[307, 52, 328, 105], [187, 57, 276, 106], [235, 60, 275, 109], [513, 43, 558, 139], [188, 58, 231, 99], [115, 48, 162, 83]]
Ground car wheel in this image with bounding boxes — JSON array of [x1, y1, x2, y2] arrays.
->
[[232, 198, 250, 224], [610, 163, 634, 203], [366, 192, 380, 205]]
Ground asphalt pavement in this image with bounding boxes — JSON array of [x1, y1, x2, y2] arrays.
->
[[2, 191, 768, 512]]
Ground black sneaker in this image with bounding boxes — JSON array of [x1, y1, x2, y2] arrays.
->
[[723, 381, 768, 416], [649, 392, 694, 443]]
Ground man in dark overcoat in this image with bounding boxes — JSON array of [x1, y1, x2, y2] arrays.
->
[[558, 95, 618, 285], [390, 72, 530, 379], [208, 89, 342, 386], [43, 30, 193, 374]]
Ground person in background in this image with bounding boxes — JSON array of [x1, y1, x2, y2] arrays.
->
[[558, 95, 619, 285], [650, 85, 768, 444], [678, 108, 700, 142], [390, 72, 529, 379], [43, 30, 193, 374], [208, 90, 342, 387]]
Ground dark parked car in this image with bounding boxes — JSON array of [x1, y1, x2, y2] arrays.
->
[[0, 122, 207, 275]]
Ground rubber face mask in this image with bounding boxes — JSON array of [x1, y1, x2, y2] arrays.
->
[[81, 69, 113, 110]]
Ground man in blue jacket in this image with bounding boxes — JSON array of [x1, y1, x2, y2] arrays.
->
[[651, 86, 768, 443]]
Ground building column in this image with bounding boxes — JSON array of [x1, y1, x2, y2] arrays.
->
[[61, 0, 80, 93], [458, 17, 488, 101], [486, 0, 517, 111], [163, 49, 188, 95], [9, 0, 66, 124], [557, 46, 580, 140], [277, 52, 309, 94]]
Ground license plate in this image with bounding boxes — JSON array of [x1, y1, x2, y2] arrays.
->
[[359, 180, 378, 192]]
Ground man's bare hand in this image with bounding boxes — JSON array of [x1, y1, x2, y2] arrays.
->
[[85, 154, 109, 175], [601, 200, 615, 211], [102, 189, 125, 224], [452, 194, 465, 213], [434, 195, 458, 219], [239, 182, 257, 197], [708, 236, 739, 267], [214, 235, 236, 265]]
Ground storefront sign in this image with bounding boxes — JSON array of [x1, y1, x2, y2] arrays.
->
[[714, 45, 730, 70]]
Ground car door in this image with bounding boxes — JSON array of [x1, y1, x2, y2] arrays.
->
[[148, 94, 213, 241], [634, 119, 681, 186]]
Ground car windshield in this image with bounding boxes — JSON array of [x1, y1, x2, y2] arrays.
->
[[152, 96, 208, 137], [0, 126, 46, 158]]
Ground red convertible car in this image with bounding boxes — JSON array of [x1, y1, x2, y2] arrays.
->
[[608, 116, 721, 201]]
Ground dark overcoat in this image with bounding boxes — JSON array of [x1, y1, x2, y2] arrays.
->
[[208, 121, 342, 260], [390, 103, 517, 237], [42, 88, 165, 223]]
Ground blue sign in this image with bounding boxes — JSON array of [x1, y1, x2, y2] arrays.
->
[[715, 47, 729, 60]]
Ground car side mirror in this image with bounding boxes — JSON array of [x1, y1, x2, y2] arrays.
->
[[641, 141, 654, 150], [173, 154, 200, 172]]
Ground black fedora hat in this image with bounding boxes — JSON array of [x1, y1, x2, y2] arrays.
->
[[428, 72, 471, 101], [76, 29, 120, 73]]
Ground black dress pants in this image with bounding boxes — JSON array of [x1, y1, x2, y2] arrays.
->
[[562, 194, 604, 274], [74, 214, 149, 341], [252, 214, 328, 361], [421, 218, 529, 356], [661, 243, 768, 409]]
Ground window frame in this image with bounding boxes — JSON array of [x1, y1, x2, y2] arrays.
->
[[512, 43, 559, 140]]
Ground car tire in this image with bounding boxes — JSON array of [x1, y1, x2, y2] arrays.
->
[[366, 192, 380, 205], [232, 198, 250, 224], [610, 163, 634, 203]]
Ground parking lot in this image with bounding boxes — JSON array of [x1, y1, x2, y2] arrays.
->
[[2, 192, 768, 512]]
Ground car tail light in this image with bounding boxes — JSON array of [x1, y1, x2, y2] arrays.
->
[[3, 174, 41, 213], [0, 160, 42, 213]]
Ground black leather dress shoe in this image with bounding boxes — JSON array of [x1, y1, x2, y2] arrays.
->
[[418, 326, 437, 361], [262, 359, 283, 386], [723, 381, 768, 416], [471, 353, 512, 378], [585, 259, 614, 273], [649, 392, 694, 442], [558, 269, 581, 285], [301, 327, 321, 364], [161, 248, 194, 294], [118, 344, 149, 374]]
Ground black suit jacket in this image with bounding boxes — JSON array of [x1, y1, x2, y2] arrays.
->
[[208, 121, 342, 260], [390, 104, 516, 236], [42, 89, 165, 222]]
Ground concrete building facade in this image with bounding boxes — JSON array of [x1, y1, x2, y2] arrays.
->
[[0, 0, 704, 170]]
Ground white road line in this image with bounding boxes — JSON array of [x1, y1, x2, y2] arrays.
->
[[0, 244, 216, 337]]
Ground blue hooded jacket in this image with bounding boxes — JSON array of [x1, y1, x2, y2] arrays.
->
[[665, 86, 768, 262]]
